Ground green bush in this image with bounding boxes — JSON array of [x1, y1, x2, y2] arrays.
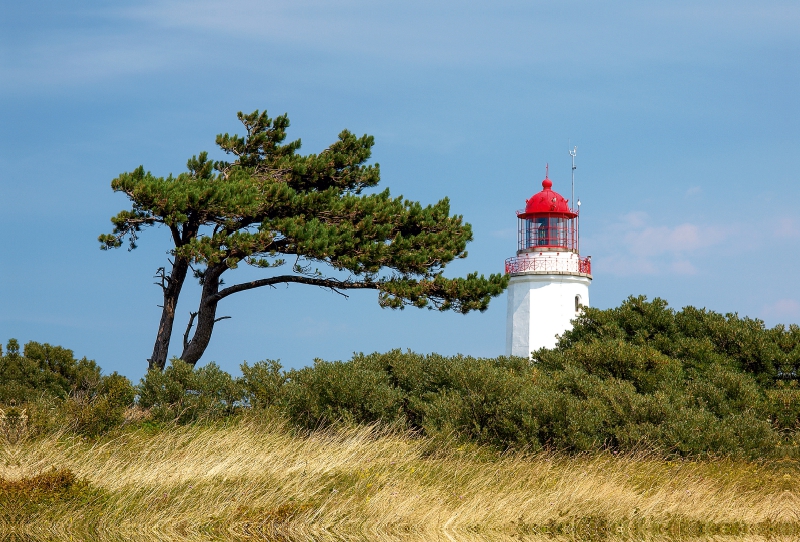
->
[[240, 360, 286, 408], [401, 354, 541, 449], [138, 358, 243, 423], [270, 339, 782, 457], [0, 339, 101, 404], [535, 339, 683, 394], [767, 385, 800, 431], [281, 358, 404, 428], [65, 372, 136, 436], [561, 296, 782, 384]]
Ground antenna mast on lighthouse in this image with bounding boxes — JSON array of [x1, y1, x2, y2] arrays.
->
[[569, 144, 577, 212]]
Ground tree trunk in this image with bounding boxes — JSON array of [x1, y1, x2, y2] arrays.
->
[[179, 263, 226, 366], [148, 257, 190, 371]]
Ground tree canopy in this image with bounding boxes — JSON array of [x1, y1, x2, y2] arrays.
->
[[100, 110, 508, 370]]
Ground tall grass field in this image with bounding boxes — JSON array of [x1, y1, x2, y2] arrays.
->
[[2, 415, 798, 541]]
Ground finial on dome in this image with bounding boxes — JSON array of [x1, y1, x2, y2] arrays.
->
[[542, 163, 552, 189]]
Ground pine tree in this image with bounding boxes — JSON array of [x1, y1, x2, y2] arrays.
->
[[100, 110, 508, 370]]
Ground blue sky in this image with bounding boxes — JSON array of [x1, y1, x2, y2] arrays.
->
[[1, 0, 798, 380]]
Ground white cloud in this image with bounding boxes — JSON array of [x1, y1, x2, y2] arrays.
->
[[588, 212, 732, 277], [115, 0, 799, 68], [623, 221, 728, 256], [596, 254, 657, 277], [0, 32, 192, 90], [587, 208, 800, 278]]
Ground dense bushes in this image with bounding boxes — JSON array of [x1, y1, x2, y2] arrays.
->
[[271, 348, 779, 457], [265, 296, 796, 457], [2, 296, 799, 457], [0, 339, 103, 403], [0, 339, 136, 436], [281, 358, 404, 427], [64, 372, 136, 435], [138, 360, 241, 423]]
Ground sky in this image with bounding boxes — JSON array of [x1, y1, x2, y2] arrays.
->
[[1, 0, 798, 380]]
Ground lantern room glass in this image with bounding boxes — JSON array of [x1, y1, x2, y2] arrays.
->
[[518, 215, 577, 251]]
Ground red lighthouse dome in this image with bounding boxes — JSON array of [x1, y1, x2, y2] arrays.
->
[[510, 167, 580, 253], [518, 175, 577, 219]]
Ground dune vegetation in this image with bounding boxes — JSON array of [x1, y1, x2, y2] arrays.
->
[[2, 415, 799, 541], [2, 295, 800, 540]]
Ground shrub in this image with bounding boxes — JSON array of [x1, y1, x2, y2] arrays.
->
[[561, 296, 782, 383], [281, 358, 404, 428], [138, 358, 244, 423], [403, 355, 541, 449], [4, 291, 793, 457], [24, 341, 102, 393], [535, 340, 683, 394], [240, 360, 286, 408], [0, 339, 102, 404], [65, 372, 136, 436], [270, 344, 783, 458]]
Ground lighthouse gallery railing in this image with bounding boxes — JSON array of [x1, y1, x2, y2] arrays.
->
[[505, 255, 591, 275]]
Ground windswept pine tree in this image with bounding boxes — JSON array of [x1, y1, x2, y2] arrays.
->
[[100, 110, 508, 370]]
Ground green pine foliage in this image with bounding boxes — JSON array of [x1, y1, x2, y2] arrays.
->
[[100, 109, 508, 369]]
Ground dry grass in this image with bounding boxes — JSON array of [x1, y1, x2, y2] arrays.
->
[[1, 414, 798, 541]]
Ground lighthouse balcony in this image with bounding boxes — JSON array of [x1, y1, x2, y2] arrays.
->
[[505, 254, 592, 276]]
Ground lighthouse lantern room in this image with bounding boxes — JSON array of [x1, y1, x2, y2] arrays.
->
[[505, 165, 592, 357]]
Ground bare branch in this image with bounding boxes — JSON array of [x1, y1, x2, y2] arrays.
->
[[214, 316, 232, 323], [329, 287, 350, 299], [153, 267, 168, 292], [183, 311, 198, 350]]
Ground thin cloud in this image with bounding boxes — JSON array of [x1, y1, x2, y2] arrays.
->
[[4, 0, 797, 91], [589, 212, 732, 276], [1, 33, 192, 90], [597, 254, 658, 277], [670, 259, 697, 275], [623, 222, 728, 256], [776, 218, 800, 238], [113, 1, 800, 71], [589, 208, 800, 277]]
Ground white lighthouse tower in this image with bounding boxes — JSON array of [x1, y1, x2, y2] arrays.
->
[[505, 165, 592, 357]]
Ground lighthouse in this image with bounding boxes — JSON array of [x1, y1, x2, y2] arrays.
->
[[505, 165, 592, 357]]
